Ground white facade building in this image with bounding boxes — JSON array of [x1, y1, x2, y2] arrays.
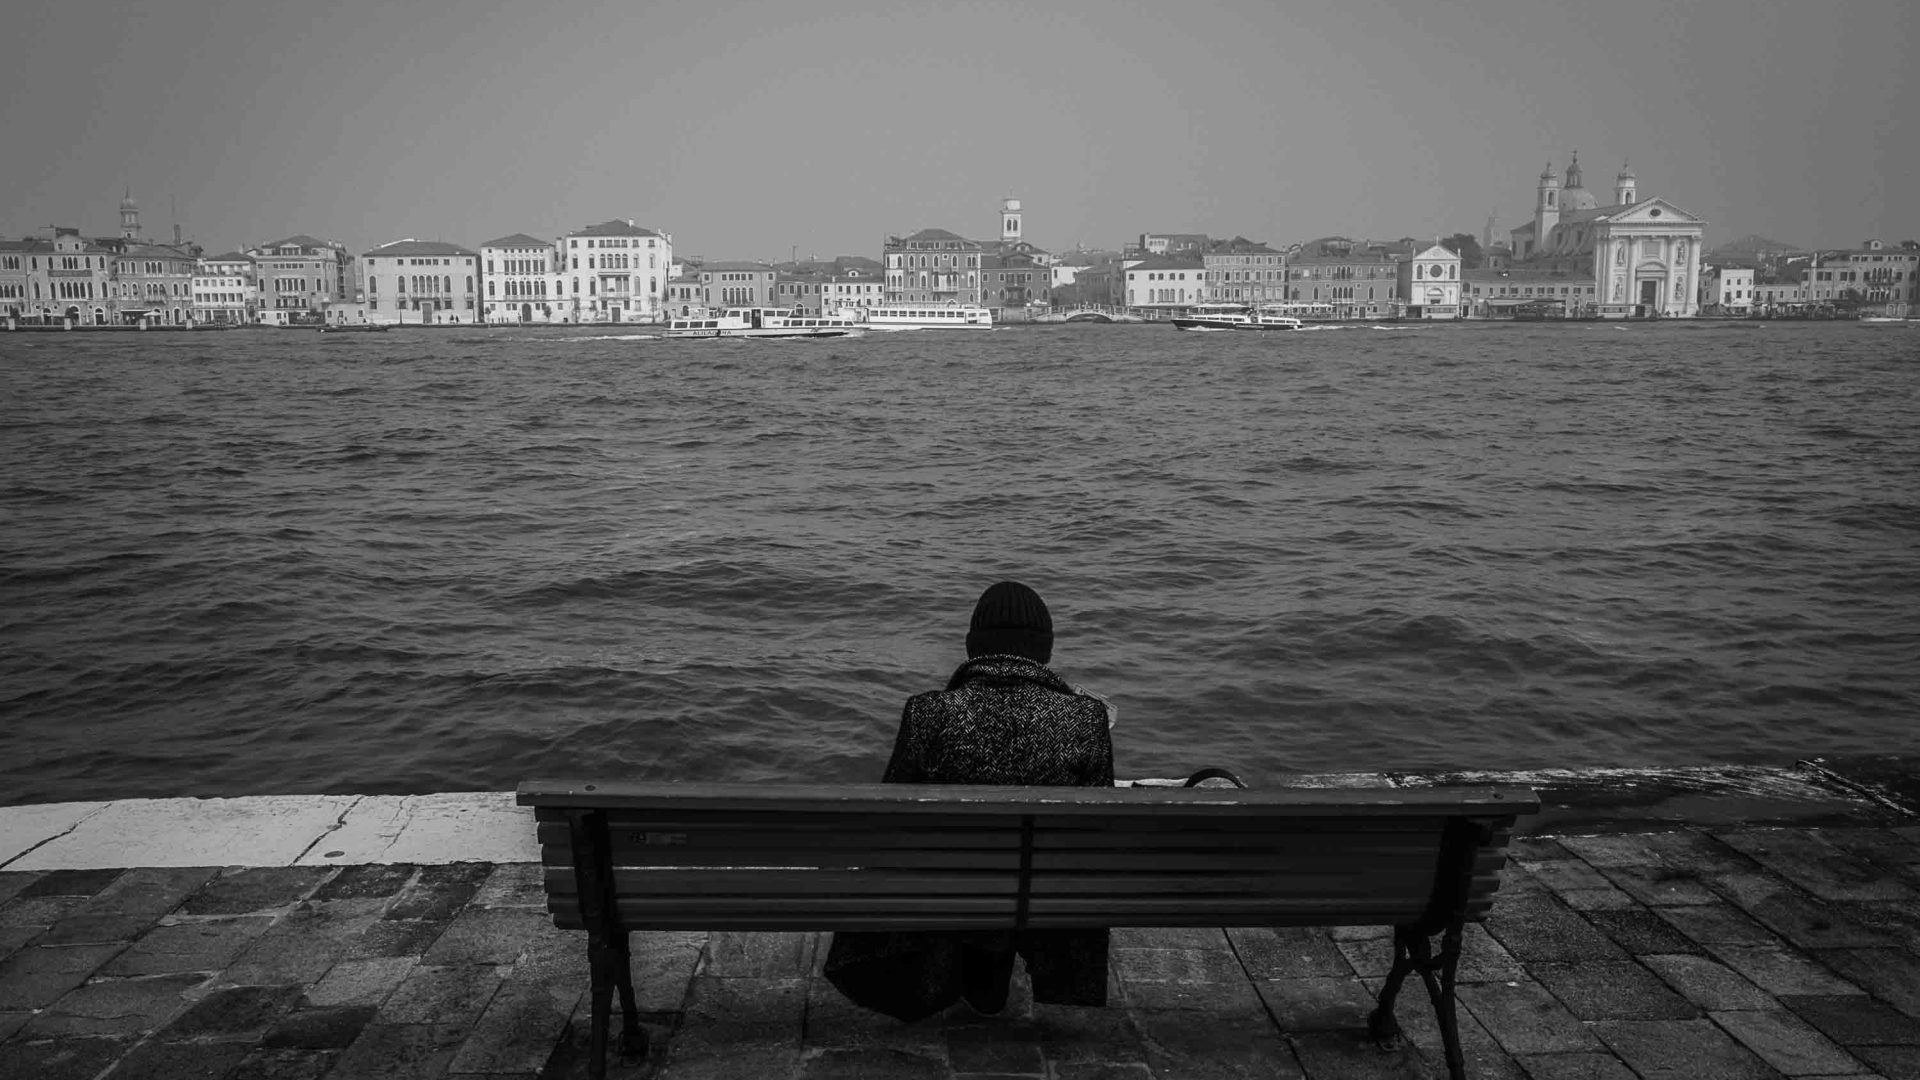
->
[[193, 252, 257, 325], [1397, 243, 1462, 317], [480, 234, 563, 323], [360, 239, 481, 325], [1700, 266, 1756, 315], [556, 220, 671, 323], [1122, 255, 1204, 308]]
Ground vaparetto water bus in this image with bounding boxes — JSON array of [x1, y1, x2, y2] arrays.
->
[[662, 307, 866, 339], [1170, 304, 1304, 332], [854, 302, 995, 331]]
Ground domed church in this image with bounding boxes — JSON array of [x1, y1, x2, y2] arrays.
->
[[1504, 153, 1706, 316]]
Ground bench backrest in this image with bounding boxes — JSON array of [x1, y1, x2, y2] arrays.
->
[[518, 780, 1539, 934]]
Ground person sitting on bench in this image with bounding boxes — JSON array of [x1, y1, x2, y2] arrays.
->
[[824, 580, 1116, 1020]]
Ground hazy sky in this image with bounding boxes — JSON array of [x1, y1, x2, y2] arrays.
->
[[3, 0, 1912, 259]]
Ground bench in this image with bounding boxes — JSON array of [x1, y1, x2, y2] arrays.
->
[[518, 779, 1540, 1080]]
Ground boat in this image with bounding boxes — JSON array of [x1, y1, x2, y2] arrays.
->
[[317, 323, 392, 334], [855, 302, 994, 331], [662, 307, 866, 339], [1170, 304, 1304, 332]]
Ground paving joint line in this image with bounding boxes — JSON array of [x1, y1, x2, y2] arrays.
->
[[292, 794, 366, 865], [0, 802, 111, 871]]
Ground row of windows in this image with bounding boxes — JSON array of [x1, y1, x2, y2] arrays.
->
[[489, 280, 551, 297], [367, 298, 477, 311], [583, 254, 655, 270], [194, 293, 249, 303], [570, 237, 656, 249], [0, 251, 106, 269], [1468, 284, 1599, 296], [891, 254, 980, 269]]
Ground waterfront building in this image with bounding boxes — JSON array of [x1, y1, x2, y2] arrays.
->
[[666, 268, 703, 317], [0, 240, 29, 319], [774, 263, 830, 314], [1461, 267, 1600, 316], [16, 228, 117, 325], [1122, 254, 1205, 309], [1803, 240, 1919, 315], [114, 242, 198, 326], [360, 239, 480, 324], [1049, 254, 1098, 293], [884, 199, 1055, 313], [557, 220, 671, 323], [1754, 279, 1810, 311], [480, 234, 562, 324], [1282, 237, 1401, 317], [1203, 237, 1287, 305], [815, 256, 886, 314], [1128, 233, 1209, 259], [884, 228, 984, 305], [249, 235, 352, 325], [981, 246, 1051, 310], [1396, 243, 1462, 318], [699, 261, 778, 308], [1699, 265, 1756, 315], [192, 252, 256, 325], [1507, 155, 1705, 317]]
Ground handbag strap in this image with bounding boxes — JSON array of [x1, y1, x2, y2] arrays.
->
[[1182, 766, 1247, 788]]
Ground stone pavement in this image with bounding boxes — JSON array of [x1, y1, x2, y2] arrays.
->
[[4, 819, 1920, 1079]]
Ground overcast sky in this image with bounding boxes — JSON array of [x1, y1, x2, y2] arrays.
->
[[2, 0, 1911, 259]]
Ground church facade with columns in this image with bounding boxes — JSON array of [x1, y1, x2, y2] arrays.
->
[[1502, 154, 1706, 317]]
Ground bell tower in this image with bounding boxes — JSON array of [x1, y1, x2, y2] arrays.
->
[[1615, 161, 1637, 206], [1001, 197, 1022, 244], [120, 189, 141, 241], [1534, 162, 1561, 253]]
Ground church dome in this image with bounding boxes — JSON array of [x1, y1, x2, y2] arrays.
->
[[1564, 187, 1598, 212], [120, 192, 138, 210]]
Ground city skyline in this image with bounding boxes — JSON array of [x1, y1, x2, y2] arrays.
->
[[3, 0, 1915, 260]]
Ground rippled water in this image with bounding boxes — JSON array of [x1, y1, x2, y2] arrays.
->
[[2, 321, 1916, 804]]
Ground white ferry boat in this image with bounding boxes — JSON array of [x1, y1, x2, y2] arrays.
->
[[662, 307, 865, 339], [855, 303, 994, 331], [1170, 304, 1304, 332]]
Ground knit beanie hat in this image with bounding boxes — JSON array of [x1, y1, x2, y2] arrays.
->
[[964, 581, 1053, 664]]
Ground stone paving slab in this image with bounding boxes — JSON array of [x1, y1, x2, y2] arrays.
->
[[0, 819, 1914, 1078], [1, 794, 539, 872]]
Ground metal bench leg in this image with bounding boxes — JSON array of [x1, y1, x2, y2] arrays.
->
[[586, 929, 615, 1079], [1367, 923, 1468, 1080], [614, 930, 648, 1059], [1367, 925, 1417, 1047], [1417, 924, 1466, 1080]]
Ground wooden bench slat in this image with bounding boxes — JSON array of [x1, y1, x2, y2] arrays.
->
[[538, 822, 1025, 850], [1027, 848, 1436, 872], [542, 847, 1025, 872], [606, 895, 1021, 918], [547, 867, 1019, 896], [543, 867, 1439, 901], [519, 780, 1539, 818]]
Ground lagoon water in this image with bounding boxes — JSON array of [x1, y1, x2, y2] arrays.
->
[[2, 321, 1916, 805]]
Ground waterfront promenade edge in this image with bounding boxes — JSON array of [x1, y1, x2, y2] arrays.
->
[[2, 758, 1917, 1078]]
